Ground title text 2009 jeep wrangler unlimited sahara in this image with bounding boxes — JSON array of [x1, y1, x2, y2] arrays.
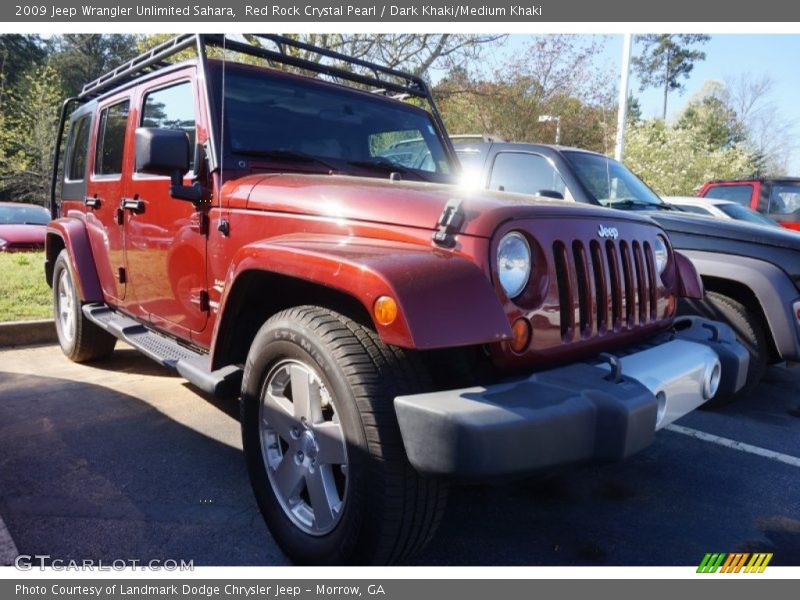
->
[[45, 35, 748, 565]]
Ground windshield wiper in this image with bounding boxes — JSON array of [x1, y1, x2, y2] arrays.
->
[[601, 198, 674, 211], [236, 149, 340, 172], [347, 158, 432, 182]]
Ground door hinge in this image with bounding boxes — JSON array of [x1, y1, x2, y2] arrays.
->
[[432, 198, 465, 248], [117, 267, 126, 284], [191, 211, 210, 236]]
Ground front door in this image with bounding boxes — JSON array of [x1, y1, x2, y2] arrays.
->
[[123, 75, 208, 336], [85, 95, 131, 303]]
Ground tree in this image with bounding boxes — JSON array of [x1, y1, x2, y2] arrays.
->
[[624, 118, 757, 196], [434, 35, 616, 152], [138, 33, 505, 82], [675, 80, 743, 149], [0, 64, 64, 203], [0, 35, 46, 103], [632, 34, 710, 120], [725, 72, 796, 175], [49, 34, 138, 96]]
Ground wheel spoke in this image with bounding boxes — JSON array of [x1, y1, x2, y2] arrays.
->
[[306, 466, 337, 531], [314, 422, 346, 465], [272, 453, 304, 501], [290, 364, 322, 423], [261, 390, 297, 441]]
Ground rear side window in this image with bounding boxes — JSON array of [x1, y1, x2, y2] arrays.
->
[[767, 184, 800, 215], [489, 152, 567, 198], [94, 100, 130, 176], [66, 116, 91, 181], [703, 184, 753, 207], [141, 81, 196, 167]]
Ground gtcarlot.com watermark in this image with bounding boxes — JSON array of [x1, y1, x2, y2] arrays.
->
[[14, 555, 194, 571]]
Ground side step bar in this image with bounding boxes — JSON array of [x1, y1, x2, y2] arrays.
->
[[82, 303, 242, 398]]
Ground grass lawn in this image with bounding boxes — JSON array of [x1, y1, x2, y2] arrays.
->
[[0, 251, 52, 322]]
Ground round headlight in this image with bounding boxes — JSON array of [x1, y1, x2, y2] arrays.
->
[[654, 235, 669, 274], [497, 232, 531, 299]]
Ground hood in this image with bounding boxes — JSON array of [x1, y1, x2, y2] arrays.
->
[[647, 212, 800, 251], [0, 223, 47, 244], [233, 173, 660, 238]]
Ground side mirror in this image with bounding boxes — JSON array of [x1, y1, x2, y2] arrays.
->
[[135, 127, 207, 204], [537, 189, 565, 200], [135, 127, 190, 178]]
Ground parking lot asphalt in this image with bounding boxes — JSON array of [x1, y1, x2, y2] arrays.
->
[[1, 343, 799, 567]]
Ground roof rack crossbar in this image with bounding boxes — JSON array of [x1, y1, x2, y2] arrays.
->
[[255, 34, 428, 91], [79, 34, 198, 99], [211, 36, 427, 99]]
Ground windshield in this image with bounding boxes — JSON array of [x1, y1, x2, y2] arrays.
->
[[0, 204, 50, 225], [718, 203, 779, 226], [214, 64, 453, 182], [563, 151, 665, 208]]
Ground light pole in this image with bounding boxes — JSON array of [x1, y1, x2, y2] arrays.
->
[[538, 114, 561, 144], [614, 33, 633, 161]]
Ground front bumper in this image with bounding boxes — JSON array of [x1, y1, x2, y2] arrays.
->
[[394, 317, 748, 480]]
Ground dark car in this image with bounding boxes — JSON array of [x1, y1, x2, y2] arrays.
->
[[45, 35, 745, 565], [0, 202, 50, 251], [459, 140, 800, 401], [699, 178, 800, 231]]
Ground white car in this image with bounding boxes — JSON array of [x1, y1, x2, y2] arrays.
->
[[663, 196, 780, 228]]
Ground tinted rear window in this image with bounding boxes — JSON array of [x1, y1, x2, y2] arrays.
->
[[67, 116, 91, 181]]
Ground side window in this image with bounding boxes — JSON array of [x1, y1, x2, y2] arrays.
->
[[768, 185, 800, 215], [141, 81, 196, 169], [66, 116, 91, 181], [489, 152, 567, 198], [94, 100, 130, 176], [703, 184, 753, 207]]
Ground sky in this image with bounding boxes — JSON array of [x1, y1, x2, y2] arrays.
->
[[499, 34, 800, 173]]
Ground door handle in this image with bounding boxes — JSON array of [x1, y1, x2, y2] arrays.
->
[[84, 195, 101, 209], [121, 197, 145, 214]]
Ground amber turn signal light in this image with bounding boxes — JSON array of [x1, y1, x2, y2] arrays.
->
[[374, 295, 398, 326], [510, 318, 531, 353]]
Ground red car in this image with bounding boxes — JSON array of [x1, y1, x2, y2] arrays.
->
[[0, 202, 50, 251], [698, 178, 800, 231]]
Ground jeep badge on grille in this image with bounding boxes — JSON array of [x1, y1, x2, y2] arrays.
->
[[598, 224, 619, 239]]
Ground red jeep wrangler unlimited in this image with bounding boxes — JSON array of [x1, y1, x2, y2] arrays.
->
[[46, 35, 748, 565]]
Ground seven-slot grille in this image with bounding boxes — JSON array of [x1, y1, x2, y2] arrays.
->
[[552, 238, 659, 341]]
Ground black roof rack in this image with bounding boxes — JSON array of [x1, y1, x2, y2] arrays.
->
[[79, 34, 198, 100], [51, 34, 455, 218]]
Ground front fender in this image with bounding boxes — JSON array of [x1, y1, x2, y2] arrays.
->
[[683, 250, 800, 361], [675, 251, 704, 299], [215, 234, 513, 350], [46, 218, 103, 302]]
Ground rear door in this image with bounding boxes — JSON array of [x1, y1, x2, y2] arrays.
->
[[85, 93, 132, 303], [123, 72, 208, 337]]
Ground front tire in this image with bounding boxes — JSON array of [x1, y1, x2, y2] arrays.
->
[[241, 306, 447, 565], [52, 250, 116, 362], [681, 291, 768, 406]]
